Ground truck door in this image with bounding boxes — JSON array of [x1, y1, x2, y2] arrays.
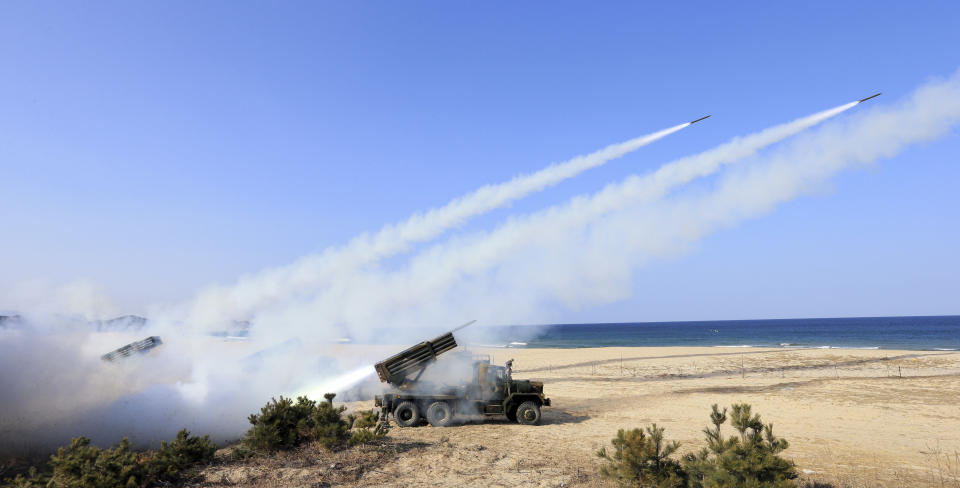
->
[[483, 366, 506, 401]]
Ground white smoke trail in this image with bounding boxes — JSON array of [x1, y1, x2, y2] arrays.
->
[[370, 69, 957, 324], [180, 123, 691, 329], [247, 100, 863, 340]]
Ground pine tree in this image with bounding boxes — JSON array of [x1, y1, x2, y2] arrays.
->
[[683, 403, 797, 488], [597, 424, 687, 487]]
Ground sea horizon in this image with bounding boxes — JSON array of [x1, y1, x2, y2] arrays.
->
[[465, 315, 960, 351]]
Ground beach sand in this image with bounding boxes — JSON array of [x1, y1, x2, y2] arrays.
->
[[206, 346, 960, 487]]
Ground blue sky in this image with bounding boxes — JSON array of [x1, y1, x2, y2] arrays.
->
[[1, 1, 958, 320]]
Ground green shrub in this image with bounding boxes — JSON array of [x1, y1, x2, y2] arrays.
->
[[242, 393, 355, 452], [597, 424, 686, 487], [3, 430, 219, 488], [6, 467, 46, 488], [146, 429, 217, 482], [683, 403, 797, 488], [597, 403, 797, 488], [313, 394, 350, 450], [348, 428, 379, 446], [350, 409, 379, 429], [46, 437, 146, 488], [243, 395, 319, 451]]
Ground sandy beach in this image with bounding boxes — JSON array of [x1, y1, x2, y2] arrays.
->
[[305, 345, 960, 487], [197, 345, 960, 486]]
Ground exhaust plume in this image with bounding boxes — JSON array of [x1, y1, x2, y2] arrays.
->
[[181, 122, 692, 329], [246, 99, 863, 341], [303, 69, 959, 329]]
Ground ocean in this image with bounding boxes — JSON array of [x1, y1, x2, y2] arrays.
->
[[477, 315, 960, 351]]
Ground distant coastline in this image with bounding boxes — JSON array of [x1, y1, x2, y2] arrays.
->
[[468, 315, 960, 351]]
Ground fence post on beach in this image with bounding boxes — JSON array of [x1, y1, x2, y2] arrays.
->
[[741, 354, 745, 379], [898, 365, 902, 378]]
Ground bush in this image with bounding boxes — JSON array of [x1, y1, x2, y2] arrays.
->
[[243, 396, 319, 451], [6, 467, 46, 488], [597, 424, 686, 487], [597, 403, 797, 488], [346, 408, 386, 446], [348, 428, 380, 446], [683, 403, 797, 488], [4, 430, 218, 488], [146, 429, 217, 482], [350, 409, 379, 429], [46, 437, 146, 488], [313, 394, 351, 450], [242, 393, 355, 452]]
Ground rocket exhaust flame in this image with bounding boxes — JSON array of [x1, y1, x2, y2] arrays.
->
[[295, 364, 377, 399]]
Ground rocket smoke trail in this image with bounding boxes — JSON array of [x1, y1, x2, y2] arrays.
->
[[182, 121, 694, 328], [295, 71, 954, 331], [246, 99, 865, 338]]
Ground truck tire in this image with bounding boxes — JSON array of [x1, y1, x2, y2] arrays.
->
[[394, 401, 420, 427], [515, 401, 541, 425], [426, 401, 454, 427]]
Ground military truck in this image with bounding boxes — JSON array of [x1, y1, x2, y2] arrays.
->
[[373, 326, 550, 427]]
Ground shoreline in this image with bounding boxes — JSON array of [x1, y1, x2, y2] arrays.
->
[[463, 343, 960, 351], [445, 315, 960, 353]]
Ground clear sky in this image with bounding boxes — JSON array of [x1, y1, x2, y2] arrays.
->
[[2, 1, 958, 321]]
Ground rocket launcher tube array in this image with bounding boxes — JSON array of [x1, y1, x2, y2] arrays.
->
[[374, 332, 459, 385]]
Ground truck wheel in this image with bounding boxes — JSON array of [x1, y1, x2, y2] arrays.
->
[[515, 401, 541, 425], [426, 401, 454, 427], [394, 401, 420, 427]]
